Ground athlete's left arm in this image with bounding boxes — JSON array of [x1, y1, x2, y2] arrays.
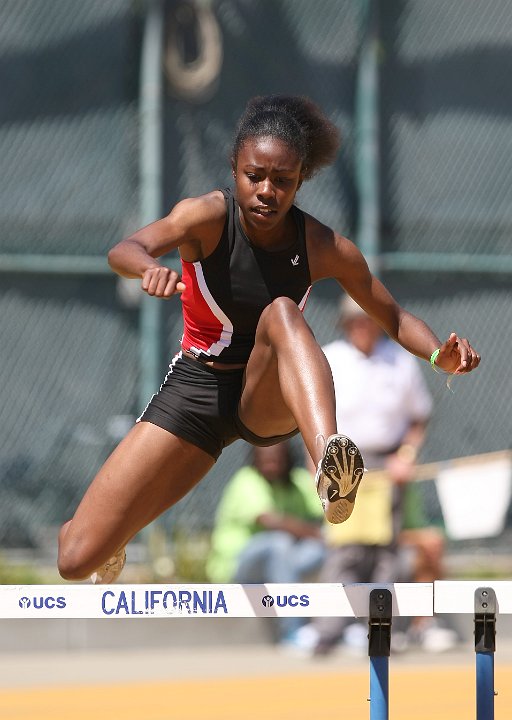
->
[[307, 219, 480, 374]]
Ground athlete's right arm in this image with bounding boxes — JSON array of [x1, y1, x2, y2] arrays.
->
[[107, 192, 226, 298]]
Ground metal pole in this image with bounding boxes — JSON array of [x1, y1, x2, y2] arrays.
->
[[369, 656, 389, 720], [475, 587, 496, 720], [138, 0, 164, 410], [476, 654, 495, 720], [380, 251, 512, 274], [368, 589, 392, 720], [355, 0, 380, 275]]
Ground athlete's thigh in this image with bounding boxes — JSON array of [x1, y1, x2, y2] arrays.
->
[[239, 340, 296, 437], [65, 421, 214, 558]]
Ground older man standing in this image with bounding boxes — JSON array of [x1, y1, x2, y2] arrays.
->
[[310, 295, 455, 655]]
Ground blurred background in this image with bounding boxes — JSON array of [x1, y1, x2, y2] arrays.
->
[[0, 0, 511, 590]]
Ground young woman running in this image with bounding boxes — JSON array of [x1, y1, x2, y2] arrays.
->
[[57, 95, 480, 583]]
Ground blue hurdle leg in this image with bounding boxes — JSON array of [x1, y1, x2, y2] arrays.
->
[[368, 589, 392, 720], [370, 655, 389, 720], [474, 587, 497, 720], [476, 651, 494, 720]]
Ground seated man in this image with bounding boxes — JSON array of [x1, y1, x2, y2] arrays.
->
[[207, 441, 325, 646]]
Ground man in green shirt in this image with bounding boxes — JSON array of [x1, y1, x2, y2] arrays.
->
[[207, 442, 325, 645]]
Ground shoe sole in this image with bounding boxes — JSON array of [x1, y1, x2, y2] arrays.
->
[[317, 435, 364, 524], [91, 548, 126, 584]]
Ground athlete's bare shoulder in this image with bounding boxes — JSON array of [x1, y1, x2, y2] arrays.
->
[[171, 190, 226, 227], [303, 211, 368, 284], [170, 190, 227, 261]]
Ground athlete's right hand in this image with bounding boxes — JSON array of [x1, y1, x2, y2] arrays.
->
[[141, 266, 186, 298]]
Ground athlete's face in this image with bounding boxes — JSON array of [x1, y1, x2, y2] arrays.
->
[[233, 136, 303, 235]]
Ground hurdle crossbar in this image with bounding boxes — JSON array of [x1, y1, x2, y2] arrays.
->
[[0, 582, 432, 619]]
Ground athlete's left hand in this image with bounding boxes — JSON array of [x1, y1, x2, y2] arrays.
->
[[434, 332, 481, 374]]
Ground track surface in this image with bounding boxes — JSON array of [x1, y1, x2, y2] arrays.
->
[[1, 649, 511, 720]]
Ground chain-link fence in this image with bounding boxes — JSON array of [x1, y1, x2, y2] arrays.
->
[[1, 0, 141, 255], [0, 0, 142, 549], [0, 1, 511, 570]]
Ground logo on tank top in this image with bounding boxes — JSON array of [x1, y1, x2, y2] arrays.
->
[[291, 254, 300, 266]]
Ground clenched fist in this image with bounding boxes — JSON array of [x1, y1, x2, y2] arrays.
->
[[141, 266, 186, 298]]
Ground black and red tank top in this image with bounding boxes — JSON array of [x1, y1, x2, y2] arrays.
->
[[180, 188, 312, 364]]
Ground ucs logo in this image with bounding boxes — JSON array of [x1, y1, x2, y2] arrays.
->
[[261, 594, 310, 608], [19, 596, 66, 610]]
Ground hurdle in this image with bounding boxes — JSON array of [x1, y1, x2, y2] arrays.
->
[[1, 581, 511, 719], [435, 580, 512, 720]]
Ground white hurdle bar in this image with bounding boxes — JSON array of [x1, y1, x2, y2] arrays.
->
[[435, 580, 512, 614], [0, 582, 432, 619]]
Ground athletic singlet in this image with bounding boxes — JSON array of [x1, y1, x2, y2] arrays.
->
[[180, 188, 312, 364]]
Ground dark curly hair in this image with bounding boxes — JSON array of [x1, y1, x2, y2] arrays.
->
[[231, 95, 341, 180]]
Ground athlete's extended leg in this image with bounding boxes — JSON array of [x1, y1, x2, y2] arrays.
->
[[239, 297, 336, 459], [238, 296, 364, 523], [57, 422, 214, 581]]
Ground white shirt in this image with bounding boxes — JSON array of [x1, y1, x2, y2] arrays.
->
[[322, 336, 433, 461]]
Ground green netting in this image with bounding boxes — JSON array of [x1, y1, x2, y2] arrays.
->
[[0, 0, 140, 256], [1, 108, 139, 255], [0, 277, 139, 547], [0, 0, 130, 51], [380, 0, 512, 257], [0, 0, 510, 553]]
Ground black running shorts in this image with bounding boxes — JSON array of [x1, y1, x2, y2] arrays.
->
[[137, 352, 299, 460]]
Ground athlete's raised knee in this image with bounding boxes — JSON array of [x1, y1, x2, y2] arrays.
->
[[57, 548, 92, 581], [259, 296, 309, 333], [57, 527, 98, 581]]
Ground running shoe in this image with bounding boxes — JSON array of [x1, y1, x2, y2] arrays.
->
[[90, 547, 126, 584], [408, 619, 459, 653], [315, 434, 364, 524]]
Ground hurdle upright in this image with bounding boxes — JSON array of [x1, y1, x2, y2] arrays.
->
[[435, 580, 512, 720]]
